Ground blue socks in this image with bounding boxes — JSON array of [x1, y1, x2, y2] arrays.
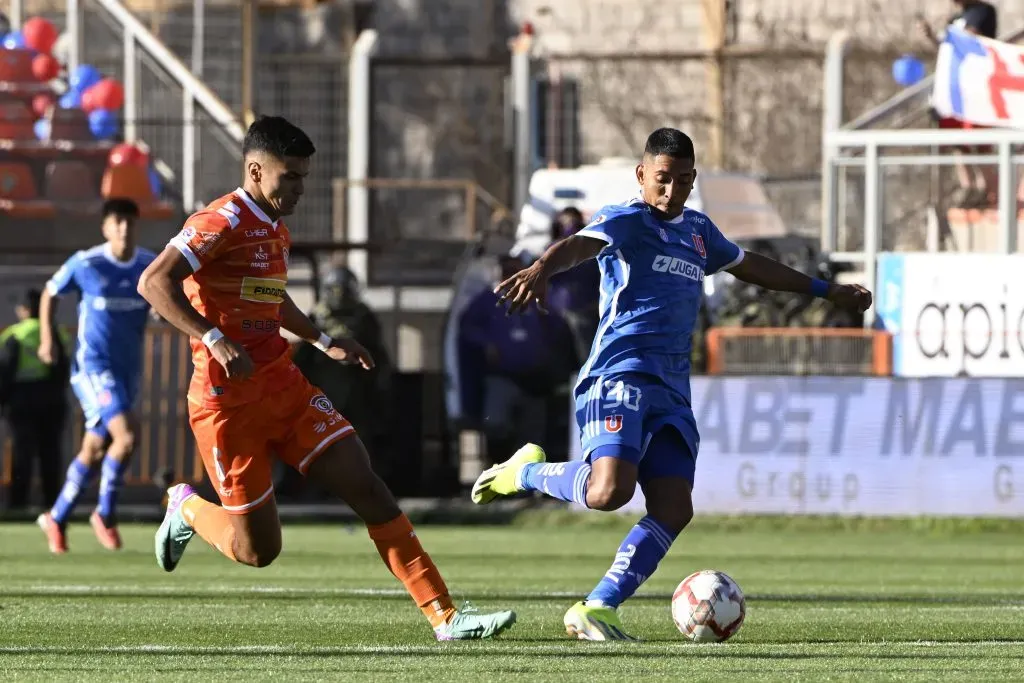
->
[[50, 459, 97, 527], [97, 455, 128, 524], [518, 461, 592, 507], [586, 516, 679, 609], [517, 461, 680, 609]]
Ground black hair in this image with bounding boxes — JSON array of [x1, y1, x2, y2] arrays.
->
[[243, 115, 316, 159], [22, 288, 41, 318], [643, 127, 695, 161], [102, 198, 140, 220]]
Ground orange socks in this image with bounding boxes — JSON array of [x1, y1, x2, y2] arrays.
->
[[367, 513, 456, 628], [182, 494, 237, 562]]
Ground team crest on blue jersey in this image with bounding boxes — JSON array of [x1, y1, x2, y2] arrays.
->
[[605, 415, 624, 433], [693, 234, 707, 258]]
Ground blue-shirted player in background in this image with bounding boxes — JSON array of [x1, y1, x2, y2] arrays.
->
[[36, 198, 156, 554], [472, 128, 872, 640]]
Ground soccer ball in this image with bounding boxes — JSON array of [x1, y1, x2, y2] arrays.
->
[[671, 570, 746, 642]]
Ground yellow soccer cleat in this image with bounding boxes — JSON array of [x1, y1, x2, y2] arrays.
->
[[470, 443, 546, 504], [564, 601, 638, 641]]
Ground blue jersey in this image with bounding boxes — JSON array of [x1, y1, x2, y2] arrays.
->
[[574, 198, 743, 403], [46, 244, 156, 377]]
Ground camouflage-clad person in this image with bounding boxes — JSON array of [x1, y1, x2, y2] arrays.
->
[[292, 266, 393, 449]]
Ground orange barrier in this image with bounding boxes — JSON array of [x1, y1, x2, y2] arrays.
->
[[706, 327, 893, 376]]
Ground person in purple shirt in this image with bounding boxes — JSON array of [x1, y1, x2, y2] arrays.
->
[[458, 256, 578, 463]]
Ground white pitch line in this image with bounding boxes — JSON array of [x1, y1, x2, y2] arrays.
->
[[7, 585, 1024, 605], [1, 641, 1024, 656]]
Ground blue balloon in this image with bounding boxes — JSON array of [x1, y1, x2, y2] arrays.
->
[[2, 31, 25, 50], [58, 89, 82, 109], [33, 118, 50, 141], [148, 167, 162, 197], [88, 108, 119, 140], [892, 54, 926, 87], [70, 64, 102, 92]]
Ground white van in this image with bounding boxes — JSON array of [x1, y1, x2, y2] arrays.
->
[[510, 159, 790, 260]]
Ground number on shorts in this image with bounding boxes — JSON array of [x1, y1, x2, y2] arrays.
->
[[212, 447, 230, 484], [602, 380, 642, 412]]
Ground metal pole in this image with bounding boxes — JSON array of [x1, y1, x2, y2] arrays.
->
[[123, 31, 138, 142], [192, 0, 205, 78], [863, 142, 879, 327], [240, 0, 255, 127], [347, 30, 379, 285], [182, 95, 196, 212], [66, 0, 82, 76], [997, 141, 1016, 253], [511, 30, 533, 216], [821, 31, 849, 255], [9, 0, 23, 30]]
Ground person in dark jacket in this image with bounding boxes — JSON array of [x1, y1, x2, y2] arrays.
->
[[0, 289, 71, 510]]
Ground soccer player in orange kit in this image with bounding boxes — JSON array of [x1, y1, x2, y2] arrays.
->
[[138, 115, 515, 640]]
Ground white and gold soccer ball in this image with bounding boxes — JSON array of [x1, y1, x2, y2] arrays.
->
[[671, 570, 746, 642]]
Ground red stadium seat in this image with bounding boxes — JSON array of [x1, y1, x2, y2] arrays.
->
[[0, 161, 56, 218], [0, 49, 35, 83], [100, 163, 175, 219], [50, 108, 92, 141], [46, 160, 102, 214], [0, 99, 34, 140]]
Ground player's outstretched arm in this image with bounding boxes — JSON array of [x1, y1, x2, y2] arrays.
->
[[138, 248, 255, 379], [727, 250, 873, 313], [36, 287, 59, 365], [280, 293, 374, 370], [496, 235, 605, 314]]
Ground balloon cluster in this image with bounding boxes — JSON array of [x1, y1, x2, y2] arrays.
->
[[1, 16, 125, 141]]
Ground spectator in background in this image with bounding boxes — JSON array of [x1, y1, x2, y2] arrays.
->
[[919, 1, 998, 208], [0, 289, 71, 511], [546, 208, 601, 361], [293, 264, 392, 455], [458, 256, 578, 465]]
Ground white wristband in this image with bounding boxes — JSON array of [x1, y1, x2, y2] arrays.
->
[[313, 332, 332, 352], [202, 328, 225, 349]]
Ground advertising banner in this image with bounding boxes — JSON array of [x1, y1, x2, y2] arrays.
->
[[570, 376, 1024, 516], [875, 252, 1024, 377]]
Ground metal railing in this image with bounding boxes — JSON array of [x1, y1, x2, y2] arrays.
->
[[706, 327, 893, 376], [822, 128, 1024, 325]]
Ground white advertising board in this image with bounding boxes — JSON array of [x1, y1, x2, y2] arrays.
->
[[875, 252, 1024, 377], [569, 377, 1024, 517]]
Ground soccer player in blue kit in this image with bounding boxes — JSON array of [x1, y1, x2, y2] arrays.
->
[[36, 198, 156, 554], [472, 128, 873, 640]]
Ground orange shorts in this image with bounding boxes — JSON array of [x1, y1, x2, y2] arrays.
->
[[189, 371, 354, 513]]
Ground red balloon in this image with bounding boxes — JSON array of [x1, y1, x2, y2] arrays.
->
[[31, 53, 60, 82], [31, 93, 55, 118], [80, 86, 98, 113], [22, 17, 58, 55], [85, 78, 125, 112], [108, 143, 149, 168]]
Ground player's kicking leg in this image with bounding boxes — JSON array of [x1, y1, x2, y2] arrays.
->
[[157, 387, 515, 640], [305, 436, 516, 640], [473, 377, 696, 641]]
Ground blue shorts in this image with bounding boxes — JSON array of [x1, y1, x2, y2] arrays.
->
[[70, 367, 139, 438], [575, 372, 699, 486]]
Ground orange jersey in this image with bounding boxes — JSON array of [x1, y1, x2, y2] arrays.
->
[[169, 188, 293, 407]]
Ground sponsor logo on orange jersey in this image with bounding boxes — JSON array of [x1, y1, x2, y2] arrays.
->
[[239, 276, 287, 303]]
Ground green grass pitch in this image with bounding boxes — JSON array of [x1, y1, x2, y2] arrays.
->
[[2, 517, 1023, 681]]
